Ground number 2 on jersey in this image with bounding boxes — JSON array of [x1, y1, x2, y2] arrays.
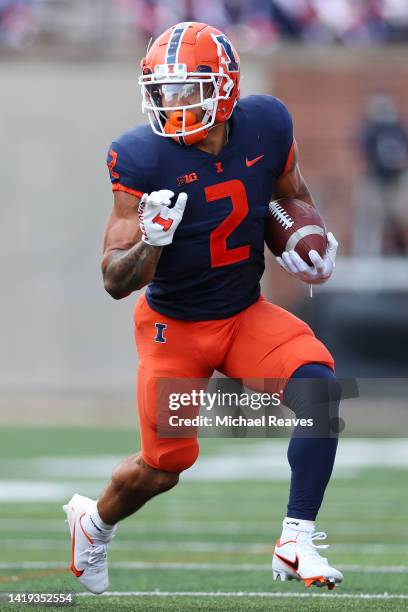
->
[[205, 179, 250, 268]]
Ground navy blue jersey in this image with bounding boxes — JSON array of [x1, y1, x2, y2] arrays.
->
[[107, 95, 294, 320]]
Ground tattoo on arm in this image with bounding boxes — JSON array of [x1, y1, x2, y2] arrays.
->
[[103, 241, 163, 299]]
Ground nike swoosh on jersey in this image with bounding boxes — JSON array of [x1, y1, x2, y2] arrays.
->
[[275, 551, 299, 572], [245, 155, 265, 167]]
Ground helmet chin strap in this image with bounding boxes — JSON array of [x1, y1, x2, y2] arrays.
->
[[164, 110, 209, 145]]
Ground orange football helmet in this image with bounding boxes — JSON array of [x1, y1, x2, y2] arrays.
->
[[139, 22, 240, 145]]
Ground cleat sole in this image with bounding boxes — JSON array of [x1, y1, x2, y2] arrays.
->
[[303, 576, 339, 590], [273, 570, 298, 583], [272, 571, 288, 582]]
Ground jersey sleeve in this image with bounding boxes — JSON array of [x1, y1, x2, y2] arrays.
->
[[261, 96, 295, 178], [107, 139, 152, 198], [277, 100, 295, 177]]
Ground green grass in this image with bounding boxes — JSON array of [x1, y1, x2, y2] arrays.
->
[[0, 427, 407, 611]]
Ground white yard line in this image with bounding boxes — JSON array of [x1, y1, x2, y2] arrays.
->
[[1, 441, 408, 494], [1, 539, 407, 554], [0, 482, 101, 502], [0, 518, 392, 537], [341, 564, 408, 574], [1, 539, 407, 555], [77, 590, 408, 600], [0, 561, 406, 574]]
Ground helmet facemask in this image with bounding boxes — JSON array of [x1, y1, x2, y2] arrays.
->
[[139, 63, 234, 145]]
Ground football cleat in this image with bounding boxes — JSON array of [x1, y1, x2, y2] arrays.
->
[[272, 530, 343, 590], [63, 494, 114, 595]]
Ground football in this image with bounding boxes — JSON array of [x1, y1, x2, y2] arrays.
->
[[265, 198, 327, 265]]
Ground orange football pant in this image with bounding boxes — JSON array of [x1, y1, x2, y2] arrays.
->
[[134, 294, 334, 472]]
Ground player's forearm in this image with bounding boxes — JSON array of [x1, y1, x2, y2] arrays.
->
[[103, 242, 163, 299], [274, 174, 316, 208], [293, 181, 315, 208], [273, 148, 316, 208]]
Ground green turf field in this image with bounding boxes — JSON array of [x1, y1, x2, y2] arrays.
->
[[0, 427, 407, 611]]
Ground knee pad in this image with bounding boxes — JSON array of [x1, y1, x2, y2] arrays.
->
[[284, 363, 341, 436], [147, 438, 199, 473]]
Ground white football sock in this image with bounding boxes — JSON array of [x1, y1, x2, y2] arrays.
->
[[281, 516, 315, 540], [83, 501, 117, 541]]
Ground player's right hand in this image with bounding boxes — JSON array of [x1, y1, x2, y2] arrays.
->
[[277, 232, 338, 285], [138, 189, 187, 247]]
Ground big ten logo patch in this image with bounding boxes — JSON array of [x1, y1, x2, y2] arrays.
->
[[177, 172, 199, 186]]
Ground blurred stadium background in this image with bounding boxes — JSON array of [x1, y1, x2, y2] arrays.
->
[[0, 1, 407, 608]]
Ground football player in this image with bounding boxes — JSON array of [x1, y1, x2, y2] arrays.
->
[[64, 22, 341, 594]]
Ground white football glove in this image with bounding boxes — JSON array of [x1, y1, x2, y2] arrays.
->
[[276, 232, 338, 285], [138, 189, 187, 246]]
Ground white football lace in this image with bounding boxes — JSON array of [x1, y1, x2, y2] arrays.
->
[[87, 544, 108, 569], [311, 531, 330, 549], [269, 202, 294, 230], [298, 532, 329, 560]]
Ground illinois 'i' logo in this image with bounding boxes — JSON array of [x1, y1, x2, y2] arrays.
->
[[154, 323, 167, 343]]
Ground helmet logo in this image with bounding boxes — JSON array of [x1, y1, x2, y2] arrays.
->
[[213, 34, 239, 72]]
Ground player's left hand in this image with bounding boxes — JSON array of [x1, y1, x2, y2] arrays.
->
[[276, 232, 338, 285]]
